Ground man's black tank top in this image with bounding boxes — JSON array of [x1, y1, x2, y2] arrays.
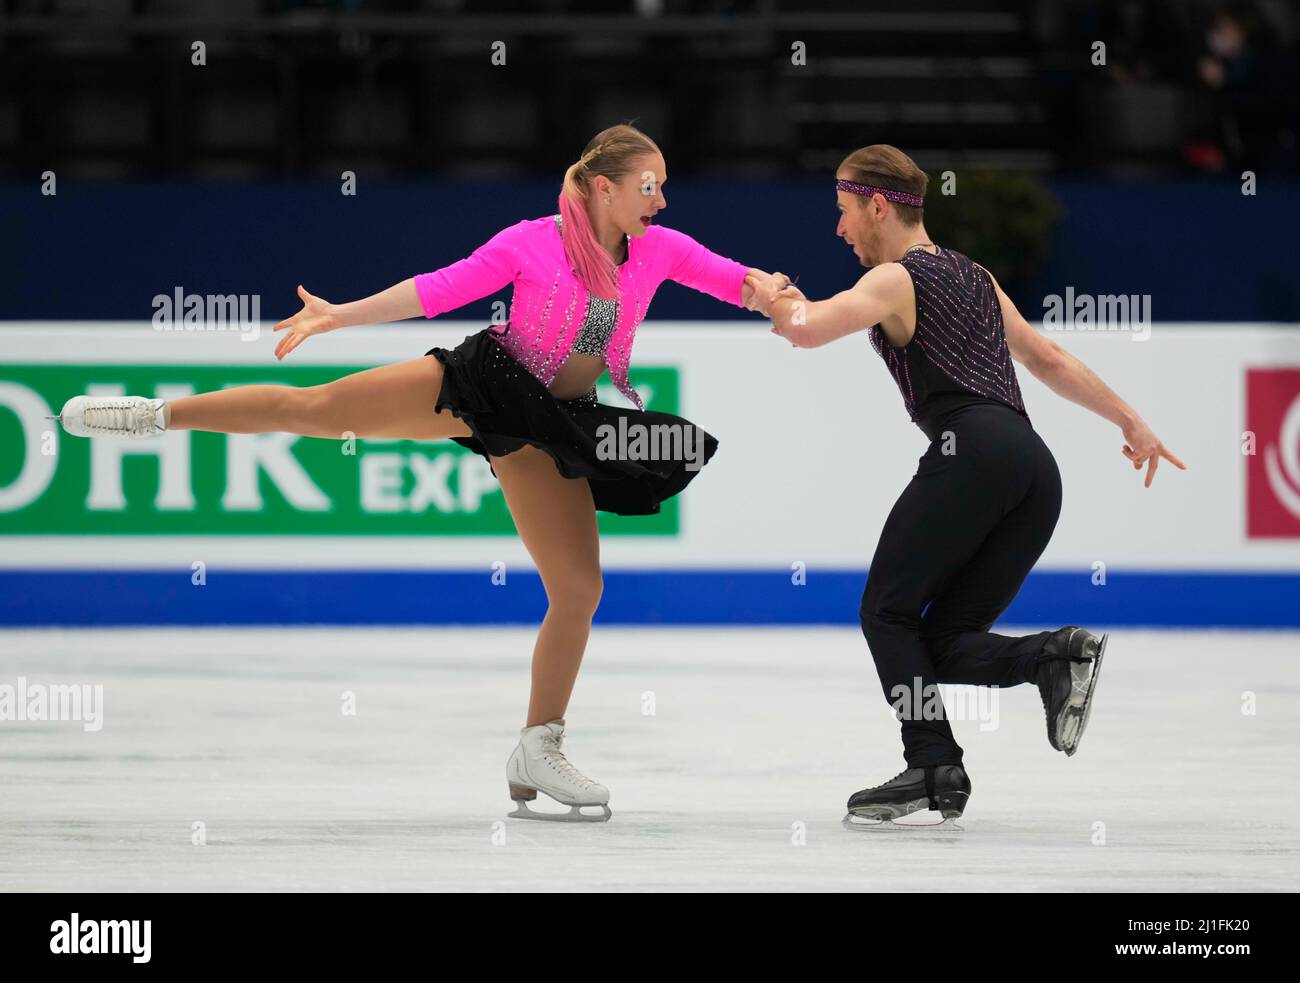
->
[[868, 246, 1029, 440]]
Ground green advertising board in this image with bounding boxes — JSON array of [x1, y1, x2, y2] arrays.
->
[[0, 365, 680, 535]]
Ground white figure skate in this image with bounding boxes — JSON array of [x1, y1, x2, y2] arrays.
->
[[505, 719, 611, 822], [55, 396, 169, 439]]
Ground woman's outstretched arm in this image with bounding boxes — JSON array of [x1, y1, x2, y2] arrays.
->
[[274, 281, 423, 360], [274, 221, 526, 360], [329, 280, 424, 329], [655, 225, 772, 310]]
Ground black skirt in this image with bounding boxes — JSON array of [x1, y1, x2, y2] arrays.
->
[[426, 327, 719, 516]]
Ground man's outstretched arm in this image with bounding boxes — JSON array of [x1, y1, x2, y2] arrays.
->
[[757, 263, 912, 349], [991, 272, 1187, 487]]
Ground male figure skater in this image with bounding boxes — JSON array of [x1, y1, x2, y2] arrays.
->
[[750, 145, 1185, 830]]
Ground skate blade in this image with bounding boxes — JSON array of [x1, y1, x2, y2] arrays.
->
[[842, 812, 963, 833], [507, 800, 612, 823], [1061, 633, 1107, 756]]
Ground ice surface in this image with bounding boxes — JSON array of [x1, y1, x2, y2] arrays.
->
[[1, 627, 1296, 891]]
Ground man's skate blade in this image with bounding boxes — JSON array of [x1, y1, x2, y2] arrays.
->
[[1062, 633, 1108, 757], [507, 800, 612, 823], [842, 812, 963, 833]]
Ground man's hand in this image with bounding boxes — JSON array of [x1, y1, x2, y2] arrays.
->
[[764, 276, 812, 345], [1121, 417, 1187, 487]]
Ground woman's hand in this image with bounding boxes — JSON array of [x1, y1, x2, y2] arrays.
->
[[1121, 416, 1187, 487], [742, 269, 773, 313], [274, 285, 340, 360]]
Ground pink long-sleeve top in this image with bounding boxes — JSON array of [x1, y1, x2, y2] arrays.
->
[[414, 215, 749, 410]]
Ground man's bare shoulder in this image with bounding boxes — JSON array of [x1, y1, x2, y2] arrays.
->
[[854, 261, 912, 293]]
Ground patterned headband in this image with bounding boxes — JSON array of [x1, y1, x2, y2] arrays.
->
[[836, 179, 925, 208]]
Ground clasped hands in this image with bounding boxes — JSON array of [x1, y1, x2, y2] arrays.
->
[[742, 268, 809, 346]]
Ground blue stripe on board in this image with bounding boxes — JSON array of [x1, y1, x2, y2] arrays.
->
[[1, 569, 1298, 628]]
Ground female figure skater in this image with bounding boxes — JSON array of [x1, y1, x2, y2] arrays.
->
[[57, 124, 772, 823], [751, 144, 1185, 831]]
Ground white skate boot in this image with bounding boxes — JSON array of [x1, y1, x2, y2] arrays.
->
[[505, 719, 612, 822], [55, 396, 169, 439]]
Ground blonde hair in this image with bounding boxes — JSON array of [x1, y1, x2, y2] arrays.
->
[[838, 144, 928, 226], [559, 124, 660, 300]]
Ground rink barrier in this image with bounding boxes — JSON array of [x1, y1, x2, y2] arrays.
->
[[2, 569, 1298, 628]]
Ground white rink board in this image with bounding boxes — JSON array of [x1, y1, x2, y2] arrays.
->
[[1, 321, 1298, 571]]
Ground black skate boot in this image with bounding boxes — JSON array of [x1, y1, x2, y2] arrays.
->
[[1036, 626, 1108, 756], [842, 764, 971, 832]]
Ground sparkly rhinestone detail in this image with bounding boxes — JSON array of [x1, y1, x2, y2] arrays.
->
[[836, 179, 925, 207], [871, 247, 1028, 426], [571, 294, 619, 357], [559, 386, 598, 410], [424, 213, 746, 416], [549, 212, 637, 404]]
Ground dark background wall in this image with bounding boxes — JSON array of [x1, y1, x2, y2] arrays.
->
[[3, 0, 1298, 322], [4, 179, 1297, 322]]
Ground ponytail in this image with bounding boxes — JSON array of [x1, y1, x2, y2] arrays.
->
[[559, 159, 619, 301]]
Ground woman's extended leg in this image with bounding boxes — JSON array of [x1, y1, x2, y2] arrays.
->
[[491, 444, 602, 726], [167, 355, 472, 441]]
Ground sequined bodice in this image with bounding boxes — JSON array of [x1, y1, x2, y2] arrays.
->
[[412, 214, 750, 412], [553, 215, 621, 359], [870, 246, 1028, 428]]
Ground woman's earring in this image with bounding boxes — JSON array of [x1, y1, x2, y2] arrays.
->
[[603, 196, 611, 205]]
